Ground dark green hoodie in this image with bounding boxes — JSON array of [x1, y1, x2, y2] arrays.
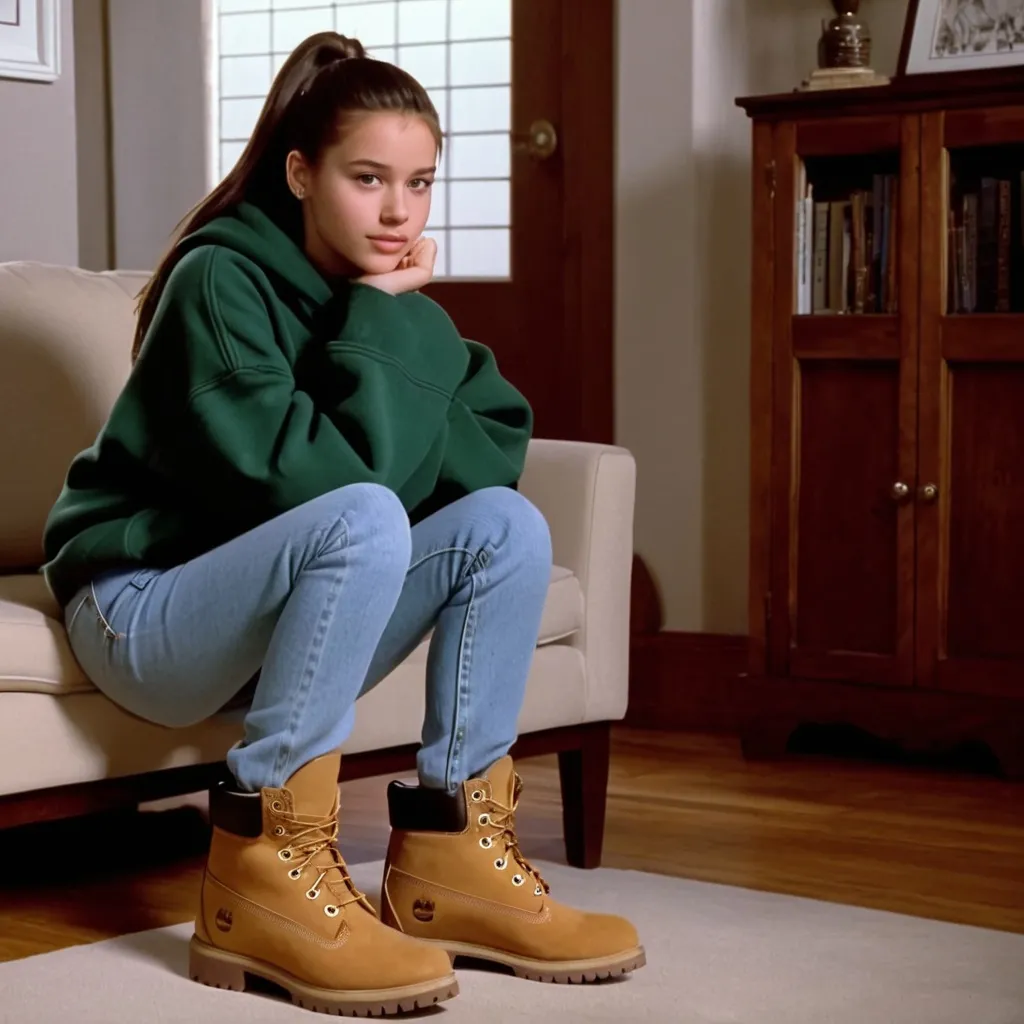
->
[[42, 202, 532, 607]]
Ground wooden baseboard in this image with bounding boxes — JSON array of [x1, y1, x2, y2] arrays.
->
[[735, 674, 1024, 779], [626, 630, 749, 731], [624, 627, 1024, 777]]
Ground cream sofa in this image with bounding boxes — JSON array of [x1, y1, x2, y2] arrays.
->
[[0, 262, 635, 866]]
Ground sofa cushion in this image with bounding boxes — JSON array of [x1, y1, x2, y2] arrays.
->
[[0, 565, 583, 696], [0, 574, 93, 695], [0, 263, 148, 570]]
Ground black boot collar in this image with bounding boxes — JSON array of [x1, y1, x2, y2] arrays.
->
[[387, 779, 468, 833]]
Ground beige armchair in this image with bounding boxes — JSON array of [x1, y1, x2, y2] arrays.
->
[[0, 262, 635, 867]]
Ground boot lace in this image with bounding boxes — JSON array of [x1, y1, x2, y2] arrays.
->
[[273, 794, 374, 914], [477, 774, 550, 896]]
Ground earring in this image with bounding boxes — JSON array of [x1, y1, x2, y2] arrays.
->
[[293, 187, 305, 200]]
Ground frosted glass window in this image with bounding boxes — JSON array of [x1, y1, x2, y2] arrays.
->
[[221, 97, 265, 139], [450, 181, 509, 227], [427, 88, 448, 132], [213, 0, 512, 278], [450, 0, 509, 40], [273, 8, 334, 51], [220, 13, 271, 55], [221, 141, 247, 174], [426, 186, 446, 229], [448, 133, 509, 179], [334, 3, 396, 47], [220, 0, 270, 12], [220, 55, 273, 97], [450, 87, 510, 133], [397, 44, 447, 89], [450, 229, 509, 278], [450, 41, 509, 87], [427, 231, 449, 278], [398, 0, 448, 44]]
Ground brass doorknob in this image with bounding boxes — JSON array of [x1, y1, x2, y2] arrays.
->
[[891, 481, 910, 501], [513, 119, 558, 160], [919, 483, 939, 502]]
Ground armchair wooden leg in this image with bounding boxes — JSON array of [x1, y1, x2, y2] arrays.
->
[[557, 721, 611, 869]]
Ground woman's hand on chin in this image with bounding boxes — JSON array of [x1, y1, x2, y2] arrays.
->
[[355, 237, 437, 295]]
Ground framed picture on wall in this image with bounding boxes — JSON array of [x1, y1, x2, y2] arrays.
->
[[899, 0, 1024, 76], [0, 0, 59, 83]]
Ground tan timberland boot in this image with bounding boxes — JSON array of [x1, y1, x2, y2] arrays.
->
[[380, 756, 645, 983], [189, 752, 458, 1016]]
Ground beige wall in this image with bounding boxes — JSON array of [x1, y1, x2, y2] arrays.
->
[[74, 0, 110, 271], [106, 0, 208, 270], [616, 0, 907, 634], [73, 0, 208, 271], [0, 0, 77, 264]]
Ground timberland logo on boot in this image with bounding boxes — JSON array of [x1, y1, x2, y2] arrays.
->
[[215, 908, 233, 933], [412, 898, 435, 923]]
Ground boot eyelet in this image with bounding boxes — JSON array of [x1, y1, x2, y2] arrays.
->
[[478, 813, 489, 826], [494, 857, 506, 870], [306, 888, 320, 900], [479, 836, 493, 849], [534, 885, 543, 896], [324, 905, 339, 917], [271, 800, 283, 812], [273, 826, 286, 836], [288, 867, 302, 880], [471, 790, 483, 802], [278, 848, 293, 861], [512, 874, 525, 886]]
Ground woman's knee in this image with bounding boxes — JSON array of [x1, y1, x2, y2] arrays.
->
[[476, 487, 552, 564], [300, 483, 411, 572]]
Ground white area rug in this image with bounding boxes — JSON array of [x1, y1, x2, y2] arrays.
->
[[1, 859, 1022, 1024]]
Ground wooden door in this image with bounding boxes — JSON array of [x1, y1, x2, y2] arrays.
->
[[918, 108, 1024, 699], [420, 0, 614, 442], [767, 115, 920, 687]]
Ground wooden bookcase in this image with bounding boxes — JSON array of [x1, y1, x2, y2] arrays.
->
[[737, 70, 1024, 778]]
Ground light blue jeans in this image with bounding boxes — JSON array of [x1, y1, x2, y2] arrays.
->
[[63, 484, 552, 793]]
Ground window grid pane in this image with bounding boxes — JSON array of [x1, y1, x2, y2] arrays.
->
[[213, 0, 511, 278]]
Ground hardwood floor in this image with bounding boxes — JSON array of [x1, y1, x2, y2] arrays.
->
[[1, 727, 1022, 963]]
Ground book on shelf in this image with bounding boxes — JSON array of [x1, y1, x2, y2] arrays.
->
[[948, 174, 1019, 313], [796, 185, 813, 315], [794, 173, 899, 315]]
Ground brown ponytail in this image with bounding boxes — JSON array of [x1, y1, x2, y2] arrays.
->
[[130, 31, 443, 361]]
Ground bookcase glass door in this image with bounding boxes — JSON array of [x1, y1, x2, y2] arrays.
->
[[212, 0, 512, 280], [769, 116, 919, 687], [794, 152, 900, 317], [917, 107, 1024, 701]]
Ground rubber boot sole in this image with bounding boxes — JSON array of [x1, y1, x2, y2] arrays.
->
[[431, 939, 647, 984], [189, 936, 459, 1016]]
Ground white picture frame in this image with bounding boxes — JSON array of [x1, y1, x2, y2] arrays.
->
[[0, 0, 60, 83], [899, 0, 1024, 76]]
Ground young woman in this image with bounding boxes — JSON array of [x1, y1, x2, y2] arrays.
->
[[43, 32, 643, 1017]]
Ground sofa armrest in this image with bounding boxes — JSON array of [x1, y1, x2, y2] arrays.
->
[[518, 439, 636, 722]]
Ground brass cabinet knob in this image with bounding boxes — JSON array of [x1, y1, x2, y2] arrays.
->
[[891, 481, 910, 501], [919, 483, 939, 502]]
